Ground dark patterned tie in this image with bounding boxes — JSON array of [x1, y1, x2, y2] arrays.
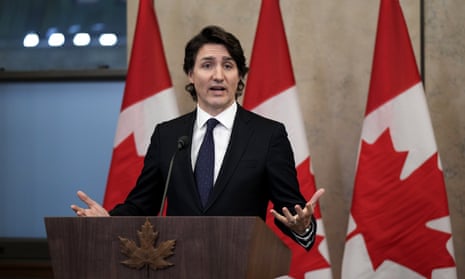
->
[[195, 118, 219, 207]]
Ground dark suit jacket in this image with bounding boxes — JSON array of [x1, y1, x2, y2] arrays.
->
[[111, 104, 316, 247]]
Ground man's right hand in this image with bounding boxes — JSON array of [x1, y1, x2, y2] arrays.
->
[[70, 190, 110, 217]]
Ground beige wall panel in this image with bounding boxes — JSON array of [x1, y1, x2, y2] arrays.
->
[[127, 1, 463, 278], [425, 1, 465, 279]]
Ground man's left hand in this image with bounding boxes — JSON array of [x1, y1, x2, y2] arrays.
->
[[270, 188, 325, 235]]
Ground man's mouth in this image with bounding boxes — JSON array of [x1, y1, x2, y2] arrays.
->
[[209, 85, 226, 91]]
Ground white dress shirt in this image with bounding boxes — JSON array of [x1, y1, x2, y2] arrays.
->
[[191, 102, 237, 185]]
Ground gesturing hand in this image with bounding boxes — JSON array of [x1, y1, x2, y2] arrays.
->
[[270, 188, 325, 235], [70, 190, 110, 217]]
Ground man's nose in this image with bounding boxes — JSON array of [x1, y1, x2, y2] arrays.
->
[[213, 66, 224, 81]]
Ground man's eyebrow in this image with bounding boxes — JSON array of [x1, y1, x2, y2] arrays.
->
[[199, 56, 234, 62], [199, 56, 215, 61]]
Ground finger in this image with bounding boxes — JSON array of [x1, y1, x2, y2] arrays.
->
[[281, 206, 295, 220], [70, 205, 85, 216], [310, 188, 325, 204], [76, 191, 110, 217], [296, 188, 326, 217], [271, 208, 297, 227], [70, 204, 80, 213], [77, 190, 97, 207], [300, 200, 314, 216], [283, 207, 302, 226], [293, 204, 306, 219], [270, 209, 288, 224], [269, 209, 281, 219], [77, 211, 86, 217], [305, 188, 325, 210]]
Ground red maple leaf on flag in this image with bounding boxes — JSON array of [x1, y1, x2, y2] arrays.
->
[[347, 129, 455, 278]]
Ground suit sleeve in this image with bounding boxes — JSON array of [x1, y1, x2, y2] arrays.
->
[[266, 122, 316, 250]]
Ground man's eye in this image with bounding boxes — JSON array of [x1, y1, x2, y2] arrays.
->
[[201, 63, 211, 69]]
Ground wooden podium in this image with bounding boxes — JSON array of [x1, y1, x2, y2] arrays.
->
[[44, 217, 291, 279]]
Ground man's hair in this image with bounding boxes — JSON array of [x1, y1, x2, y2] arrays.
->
[[183, 25, 249, 101]]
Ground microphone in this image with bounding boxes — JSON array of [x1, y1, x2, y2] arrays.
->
[[159, 136, 190, 215], [177, 135, 189, 150]]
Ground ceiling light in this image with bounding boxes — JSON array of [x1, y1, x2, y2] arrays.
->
[[73, 33, 91, 46], [98, 33, 118, 46], [48, 33, 65, 47], [23, 33, 40, 48]]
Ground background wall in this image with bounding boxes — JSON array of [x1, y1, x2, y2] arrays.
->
[[127, 0, 464, 278], [424, 1, 465, 278]]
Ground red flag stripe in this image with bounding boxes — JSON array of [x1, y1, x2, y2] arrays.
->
[[121, 0, 172, 110], [242, 0, 295, 109], [365, 0, 421, 115]]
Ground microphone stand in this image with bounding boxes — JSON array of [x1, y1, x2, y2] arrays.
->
[[159, 152, 177, 215], [159, 136, 189, 215]]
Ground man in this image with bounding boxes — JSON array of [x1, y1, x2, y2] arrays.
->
[[71, 25, 324, 249]]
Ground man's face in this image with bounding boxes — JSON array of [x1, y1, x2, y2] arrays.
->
[[188, 43, 240, 116]]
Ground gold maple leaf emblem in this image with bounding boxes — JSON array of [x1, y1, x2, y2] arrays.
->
[[119, 218, 176, 273]]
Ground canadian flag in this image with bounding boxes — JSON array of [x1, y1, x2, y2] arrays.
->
[[243, 1, 331, 278], [341, 1, 457, 278], [103, 0, 179, 210]]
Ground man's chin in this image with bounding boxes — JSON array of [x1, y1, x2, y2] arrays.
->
[[203, 99, 234, 113]]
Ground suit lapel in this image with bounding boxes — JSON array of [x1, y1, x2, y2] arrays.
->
[[174, 110, 202, 207]]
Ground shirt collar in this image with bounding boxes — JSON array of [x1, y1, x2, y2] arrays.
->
[[196, 102, 237, 129]]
